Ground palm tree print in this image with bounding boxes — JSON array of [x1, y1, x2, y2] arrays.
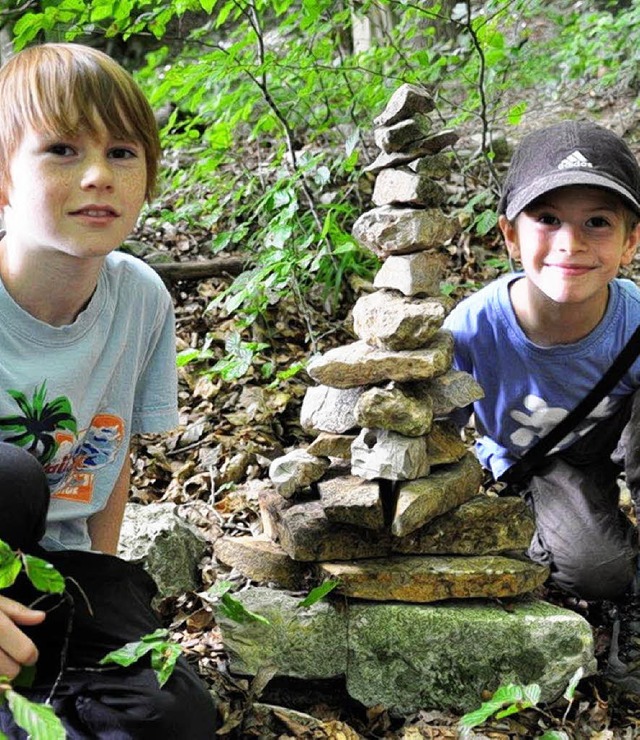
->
[[0, 382, 77, 464]]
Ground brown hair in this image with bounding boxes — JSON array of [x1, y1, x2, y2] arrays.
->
[[0, 43, 160, 200]]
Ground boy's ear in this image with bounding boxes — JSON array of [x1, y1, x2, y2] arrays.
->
[[498, 214, 520, 260], [620, 222, 640, 267]]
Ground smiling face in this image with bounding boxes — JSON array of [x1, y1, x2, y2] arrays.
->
[[1, 120, 147, 260], [500, 185, 640, 309]]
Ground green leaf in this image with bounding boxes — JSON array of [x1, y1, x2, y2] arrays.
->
[[0, 541, 21, 590], [563, 666, 584, 701], [297, 580, 340, 608], [150, 642, 182, 688], [219, 593, 270, 625], [459, 683, 541, 729], [12, 665, 36, 689], [507, 101, 528, 125], [6, 689, 66, 739], [22, 555, 65, 594], [100, 639, 155, 668]]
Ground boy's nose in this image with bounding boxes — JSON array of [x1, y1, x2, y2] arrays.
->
[[556, 224, 585, 252], [80, 158, 114, 191]]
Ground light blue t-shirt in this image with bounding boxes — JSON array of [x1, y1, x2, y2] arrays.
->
[[0, 251, 179, 551], [443, 274, 640, 479]]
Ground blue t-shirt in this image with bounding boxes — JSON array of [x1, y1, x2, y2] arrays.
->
[[0, 251, 178, 551], [443, 274, 640, 478]]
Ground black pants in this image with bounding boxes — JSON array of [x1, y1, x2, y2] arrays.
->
[[519, 390, 640, 602], [0, 443, 217, 739]]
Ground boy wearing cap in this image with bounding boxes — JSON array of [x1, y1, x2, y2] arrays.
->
[[444, 120, 640, 680]]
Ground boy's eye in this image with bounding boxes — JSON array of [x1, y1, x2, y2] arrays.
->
[[586, 216, 611, 228], [109, 147, 138, 160], [47, 143, 76, 156], [536, 213, 559, 226]]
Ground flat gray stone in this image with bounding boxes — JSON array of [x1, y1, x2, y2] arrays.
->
[[354, 383, 434, 437], [352, 290, 452, 351], [374, 115, 433, 154], [351, 427, 430, 481], [393, 495, 535, 555], [218, 586, 596, 713], [373, 251, 448, 297], [317, 554, 548, 602], [317, 473, 385, 530], [268, 449, 330, 499], [306, 432, 355, 459], [373, 83, 435, 127], [306, 332, 454, 389], [300, 384, 362, 434], [353, 206, 458, 257], [372, 168, 445, 208], [409, 369, 485, 417], [214, 534, 307, 589], [392, 452, 483, 536], [259, 489, 390, 562]]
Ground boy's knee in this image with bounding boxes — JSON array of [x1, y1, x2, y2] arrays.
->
[[75, 661, 217, 739], [547, 542, 636, 601]]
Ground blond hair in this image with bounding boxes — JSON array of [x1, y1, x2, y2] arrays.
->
[[0, 43, 160, 200]]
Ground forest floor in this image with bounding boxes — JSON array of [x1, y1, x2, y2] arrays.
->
[[126, 84, 640, 739]]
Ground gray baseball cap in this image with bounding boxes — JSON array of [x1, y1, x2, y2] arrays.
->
[[498, 120, 640, 221]]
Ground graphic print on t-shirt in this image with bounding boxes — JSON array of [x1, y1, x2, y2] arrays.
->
[[509, 393, 617, 453], [0, 382, 125, 504]]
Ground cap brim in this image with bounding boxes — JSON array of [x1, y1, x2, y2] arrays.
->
[[505, 170, 640, 221]]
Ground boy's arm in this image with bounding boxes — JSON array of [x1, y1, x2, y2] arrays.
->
[[87, 449, 131, 555]]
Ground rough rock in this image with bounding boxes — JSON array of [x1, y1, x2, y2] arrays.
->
[[259, 490, 390, 561], [393, 495, 535, 555], [214, 534, 307, 589], [409, 369, 485, 417], [268, 449, 330, 499], [352, 290, 452, 351], [352, 206, 458, 257], [317, 554, 549, 602], [425, 420, 468, 465], [365, 132, 457, 174], [219, 587, 348, 679], [354, 383, 433, 437], [118, 502, 207, 599], [409, 152, 452, 178], [372, 168, 445, 207], [218, 586, 596, 712], [306, 432, 355, 459], [392, 452, 483, 536], [306, 332, 454, 389], [374, 115, 433, 153], [317, 474, 385, 530], [373, 83, 435, 127], [373, 251, 448, 297], [300, 384, 363, 434], [346, 598, 594, 713], [351, 428, 430, 481]]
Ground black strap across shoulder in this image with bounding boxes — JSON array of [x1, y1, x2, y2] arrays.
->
[[498, 323, 640, 486]]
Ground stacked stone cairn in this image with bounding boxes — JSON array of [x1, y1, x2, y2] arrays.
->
[[216, 84, 547, 601], [215, 85, 596, 714]]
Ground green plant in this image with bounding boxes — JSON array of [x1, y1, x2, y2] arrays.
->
[[458, 667, 583, 738], [0, 537, 184, 736], [100, 629, 183, 688], [0, 538, 66, 739]]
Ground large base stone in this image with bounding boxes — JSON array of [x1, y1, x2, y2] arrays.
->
[[218, 587, 596, 714]]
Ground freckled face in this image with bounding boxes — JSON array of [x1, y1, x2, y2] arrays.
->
[[501, 186, 639, 307], [0, 120, 147, 260]]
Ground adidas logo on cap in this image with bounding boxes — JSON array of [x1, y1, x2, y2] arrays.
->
[[557, 150, 593, 169]]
